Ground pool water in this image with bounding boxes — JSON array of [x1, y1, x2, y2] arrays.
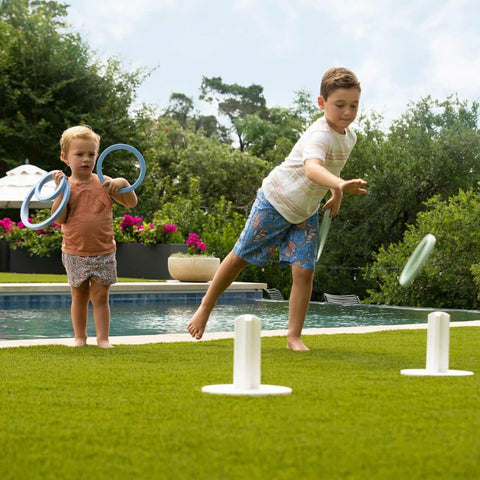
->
[[1, 300, 479, 341]]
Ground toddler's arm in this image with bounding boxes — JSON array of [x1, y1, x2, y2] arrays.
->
[[103, 177, 138, 208], [51, 170, 68, 224]]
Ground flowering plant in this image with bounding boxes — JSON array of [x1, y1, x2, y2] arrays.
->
[[0, 217, 15, 238], [113, 214, 144, 243], [2, 210, 186, 259], [1, 213, 62, 257], [186, 232, 206, 255], [171, 232, 213, 258], [113, 214, 184, 246]]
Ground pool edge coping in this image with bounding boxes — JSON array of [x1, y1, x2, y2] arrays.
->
[[0, 281, 268, 294], [1, 320, 479, 349]]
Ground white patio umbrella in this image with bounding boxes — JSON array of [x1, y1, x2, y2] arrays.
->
[[0, 160, 56, 209]]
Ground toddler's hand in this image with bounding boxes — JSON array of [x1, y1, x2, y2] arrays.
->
[[103, 177, 130, 193], [52, 170, 64, 187]]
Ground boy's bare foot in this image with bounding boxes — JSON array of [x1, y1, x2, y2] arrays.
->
[[74, 337, 87, 347], [187, 305, 210, 339], [287, 337, 310, 351], [97, 339, 114, 349]]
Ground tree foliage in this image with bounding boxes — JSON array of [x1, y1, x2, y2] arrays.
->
[[132, 116, 270, 218], [1, 1, 479, 309], [364, 186, 480, 309], [314, 97, 480, 301], [199, 76, 267, 151], [0, 0, 147, 177]]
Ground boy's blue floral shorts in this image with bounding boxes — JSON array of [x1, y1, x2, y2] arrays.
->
[[233, 189, 318, 271]]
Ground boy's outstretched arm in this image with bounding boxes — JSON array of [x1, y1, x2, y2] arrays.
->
[[304, 158, 368, 194]]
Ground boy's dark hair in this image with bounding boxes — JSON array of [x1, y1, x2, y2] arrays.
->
[[320, 67, 361, 100]]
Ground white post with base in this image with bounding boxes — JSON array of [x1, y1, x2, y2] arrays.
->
[[202, 314, 292, 396], [401, 311, 473, 376]]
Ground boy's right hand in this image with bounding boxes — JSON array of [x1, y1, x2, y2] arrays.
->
[[340, 179, 368, 194]]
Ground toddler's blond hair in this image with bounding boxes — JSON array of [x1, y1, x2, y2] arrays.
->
[[60, 125, 100, 155]]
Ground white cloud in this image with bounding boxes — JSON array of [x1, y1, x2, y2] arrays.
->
[[67, 0, 194, 43], [63, 0, 480, 125], [420, 0, 480, 100]]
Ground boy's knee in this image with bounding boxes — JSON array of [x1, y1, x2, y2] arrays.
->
[[291, 265, 314, 282]]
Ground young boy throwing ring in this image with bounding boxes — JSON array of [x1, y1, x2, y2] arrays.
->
[[188, 67, 367, 350]]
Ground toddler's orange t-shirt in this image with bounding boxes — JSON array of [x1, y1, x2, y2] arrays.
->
[[61, 175, 115, 256]]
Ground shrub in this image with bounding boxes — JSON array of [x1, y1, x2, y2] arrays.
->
[[3, 211, 62, 257]]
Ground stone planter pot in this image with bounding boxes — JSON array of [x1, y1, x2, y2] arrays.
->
[[167, 255, 220, 282], [116, 243, 188, 280]]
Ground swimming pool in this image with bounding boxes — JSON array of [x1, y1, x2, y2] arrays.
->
[[1, 299, 479, 341]]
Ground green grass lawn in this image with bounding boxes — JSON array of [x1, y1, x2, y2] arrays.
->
[[0, 272, 159, 283], [1, 328, 479, 479]]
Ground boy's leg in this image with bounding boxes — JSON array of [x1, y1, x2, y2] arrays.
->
[[89, 280, 113, 348], [287, 264, 314, 351], [187, 251, 249, 339], [70, 280, 91, 346]]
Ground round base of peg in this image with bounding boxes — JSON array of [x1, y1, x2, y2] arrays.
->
[[202, 384, 292, 396], [401, 369, 473, 377]]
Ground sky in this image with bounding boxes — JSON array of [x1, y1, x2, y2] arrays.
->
[[64, 0, 480, 127]]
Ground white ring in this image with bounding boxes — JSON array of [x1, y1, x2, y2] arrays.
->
[[399, 234, 436, 287]]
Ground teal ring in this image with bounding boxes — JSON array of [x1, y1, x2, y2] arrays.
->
[[96, 143, 146, 193], [20, 171, 70, 230], [316, 209, 332, 262]]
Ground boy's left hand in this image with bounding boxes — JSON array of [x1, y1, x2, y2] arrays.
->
[[340, 178, 368, 195]]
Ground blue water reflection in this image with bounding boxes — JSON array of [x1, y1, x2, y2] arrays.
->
[[1, 300, 479, 341]]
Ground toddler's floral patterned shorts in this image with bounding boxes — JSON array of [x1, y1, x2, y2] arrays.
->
[[233, 189, 318, 271], [62, 252, 117, 287]]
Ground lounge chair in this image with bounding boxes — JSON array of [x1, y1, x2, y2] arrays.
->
[[264, 288, 285, 300], [323, 293, 361, 305]]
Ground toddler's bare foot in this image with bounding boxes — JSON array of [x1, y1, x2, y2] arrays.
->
[[97, 339, 114, 349], [187, 305, 210, 339], [74, 337, 87, 347], [287, 337, 310, 351]]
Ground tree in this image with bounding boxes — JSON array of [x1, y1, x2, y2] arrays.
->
[[175, 132, 270, 213], [131, 115, 270, 218], [199, 76, 266, 150], [364, 186, 480, 309], [0, 0, 148, 177], [311, 97, 480, 301], [164, 93, 195, 128], [233, 106, 305, 163], [163, 92, 229, 140]]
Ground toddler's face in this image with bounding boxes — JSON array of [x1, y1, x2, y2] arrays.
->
[[318, 88, 360, 134], [61, 138, 98, 176]]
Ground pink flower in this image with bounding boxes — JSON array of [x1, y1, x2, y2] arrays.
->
[[163, 223, 177, 234], [120, 214, 143, 232], [186, 232, 207, 255], [0, 218, 15, 233]]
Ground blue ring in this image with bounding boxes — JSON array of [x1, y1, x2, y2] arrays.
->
[[20, 171, 70, 230], [316, 209, 332, 262], [96, 144, 146, 193], [399, 234, 436, 287]]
